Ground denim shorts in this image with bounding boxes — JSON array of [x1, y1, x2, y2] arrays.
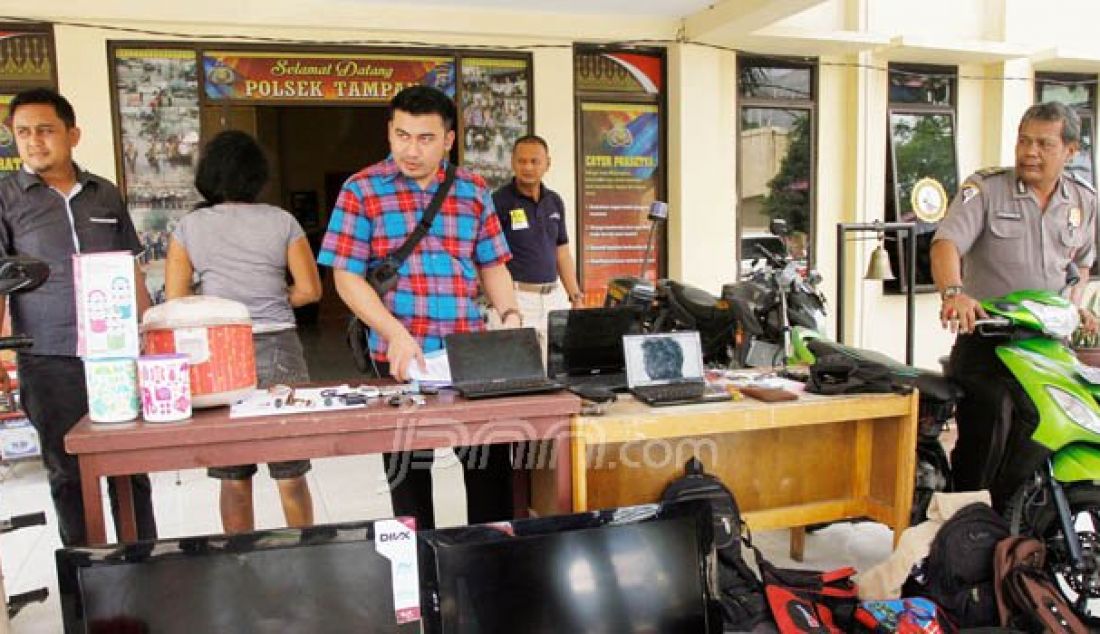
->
[[208, 329, 312, 481]]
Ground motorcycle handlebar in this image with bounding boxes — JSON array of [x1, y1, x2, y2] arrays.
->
[[753, 243, 786, 268]]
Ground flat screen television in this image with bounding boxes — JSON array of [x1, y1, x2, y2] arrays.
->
[[56, 520, 420, 634], [419, 501, 718, 634]]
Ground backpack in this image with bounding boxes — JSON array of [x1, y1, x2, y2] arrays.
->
[[806, 353, 913, 396], [661, 457, 772, 632], [905, 502, 1009, 628], [993, 537, 1088, 633]]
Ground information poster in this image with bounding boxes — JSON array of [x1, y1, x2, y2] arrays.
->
[[203, 52, 455, 102], [113, 47, 202, 303], [579, 102, 661, 303], [0, 95, 21, 177], [460, 57, 529, 190]]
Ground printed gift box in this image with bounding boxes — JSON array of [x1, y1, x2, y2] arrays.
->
[[74, 251, 140, 359]]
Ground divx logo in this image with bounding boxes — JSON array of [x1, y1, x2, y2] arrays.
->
[[379, 531, 412, 542]]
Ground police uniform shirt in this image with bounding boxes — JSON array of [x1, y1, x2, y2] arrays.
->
[[491, 179, 569, 284], [933, 167, 1097, 301], [0, 166, 142, 356]]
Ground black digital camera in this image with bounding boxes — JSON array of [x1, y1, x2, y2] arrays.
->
[[366, 257, 401, 295]]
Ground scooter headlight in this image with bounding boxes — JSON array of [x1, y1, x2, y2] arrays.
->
[[1046, 385, 1100, 434], [1022, 300, 1079, 339]]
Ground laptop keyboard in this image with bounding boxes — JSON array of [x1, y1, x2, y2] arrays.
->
[[633, 382, 706, 403], [460, 377, 558, 396]]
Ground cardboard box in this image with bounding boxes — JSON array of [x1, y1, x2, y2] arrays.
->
[[74, 251, 140, 359], [0, 417, 39, 460]]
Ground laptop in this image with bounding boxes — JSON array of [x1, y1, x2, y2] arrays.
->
[[623, 331, 730, 407], [546, 306, 643, 391], [445, 328, 564, 399]]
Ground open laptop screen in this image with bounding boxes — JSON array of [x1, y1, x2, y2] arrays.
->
[[547, 306, 643, 377], [623, 331, 705, 388], [446, 328, 546, 384]]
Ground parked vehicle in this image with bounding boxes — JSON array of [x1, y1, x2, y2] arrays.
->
[[793, 268, 1100, 623]]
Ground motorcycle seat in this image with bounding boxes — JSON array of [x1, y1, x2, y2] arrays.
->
[[666, 281, 724, 322]]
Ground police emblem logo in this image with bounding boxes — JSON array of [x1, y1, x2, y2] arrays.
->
[[207, 65, 236, 86], [910, 177, 948, 223], [960, 182, 980, 205], [1070, 206, 1082, 228]]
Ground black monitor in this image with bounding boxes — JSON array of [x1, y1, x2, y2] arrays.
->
[[547, 306, 644, 378], [56, 520, 420, 634], [419, 501, 718, 634]]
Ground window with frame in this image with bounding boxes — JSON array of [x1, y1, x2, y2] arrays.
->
[[736, 56, 816, 278], [1035, 73, 1096, 186], [885, 63, 959, 293]]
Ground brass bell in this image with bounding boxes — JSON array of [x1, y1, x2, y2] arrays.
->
[[864, 241, 896, 281]]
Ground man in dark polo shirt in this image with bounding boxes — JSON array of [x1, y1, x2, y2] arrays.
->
[[0, 88, 156, 546], [491, 135, 583, 354]]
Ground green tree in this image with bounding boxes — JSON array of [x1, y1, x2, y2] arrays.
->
[[762, 112, 811, 235]]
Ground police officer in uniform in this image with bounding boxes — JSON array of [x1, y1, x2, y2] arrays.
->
[[931, 101, 1099, 493], [491, 135, 584, 355]]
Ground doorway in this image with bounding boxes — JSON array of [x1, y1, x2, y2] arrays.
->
[[204, 104, 390, 380]]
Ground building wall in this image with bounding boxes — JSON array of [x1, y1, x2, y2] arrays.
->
[[13, 0, 1100, 370]]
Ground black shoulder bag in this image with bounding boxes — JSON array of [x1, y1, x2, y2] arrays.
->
[[365, 163, 456, 295], [348, 164, 456, 373]]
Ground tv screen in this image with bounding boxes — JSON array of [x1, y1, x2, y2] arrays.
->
[[422, 502, 715, 634], [57, 521, 419, 634]]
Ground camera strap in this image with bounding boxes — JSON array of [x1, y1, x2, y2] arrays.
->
[[387, 162, 456, 266]]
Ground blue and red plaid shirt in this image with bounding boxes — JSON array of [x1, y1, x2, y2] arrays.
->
[[317, 157, 511, 362]]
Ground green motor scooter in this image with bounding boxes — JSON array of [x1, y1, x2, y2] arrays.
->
[[792, 282, 1100, 620]]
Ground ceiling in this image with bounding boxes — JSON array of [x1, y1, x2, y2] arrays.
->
[[342, 0, 716, 17]]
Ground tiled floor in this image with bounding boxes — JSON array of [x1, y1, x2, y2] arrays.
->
[[1, 448, 901, 632]]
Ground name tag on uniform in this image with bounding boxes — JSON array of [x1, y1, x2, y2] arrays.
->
[[995, 210, 1022, 220], [509, 208, 529, 230], [89, 217, 119, 224]]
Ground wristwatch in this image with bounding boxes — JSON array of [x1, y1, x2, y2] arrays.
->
[[941, 285, 963, 301], [499, 308, 523, 326], [570, 292, 585, 303]]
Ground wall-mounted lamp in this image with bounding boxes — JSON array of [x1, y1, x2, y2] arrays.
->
[[836, 221, 916, 365]]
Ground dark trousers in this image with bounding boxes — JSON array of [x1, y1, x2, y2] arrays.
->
[[18, 354, 157, 546], [945, 334, 1015, 492], [371, 360, 514, 529], [382, 445, 514, 530]]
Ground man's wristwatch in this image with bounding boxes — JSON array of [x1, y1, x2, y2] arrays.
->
[[499, 308, 523, 325], [570, 292, 585, 304], [941, 285, 963, 301]]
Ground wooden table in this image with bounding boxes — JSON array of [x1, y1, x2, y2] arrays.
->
[[558, 388, 918, 560], [65, 390, 580, 545]]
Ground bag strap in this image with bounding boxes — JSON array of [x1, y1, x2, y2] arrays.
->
[[388, 163, 456, 266]]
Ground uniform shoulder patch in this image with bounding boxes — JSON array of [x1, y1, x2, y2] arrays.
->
[[1069, 170, 1096, 194], [974, 166, 1008, 178], [959, 181, 981, 204]]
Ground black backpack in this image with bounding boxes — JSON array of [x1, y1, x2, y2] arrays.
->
[[661, 457, 772, 632], [905, 502, 1009, 628], [806, 353, 913, 396]]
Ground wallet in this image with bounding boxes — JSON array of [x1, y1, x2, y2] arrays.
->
[[739, 385, 798, 402]]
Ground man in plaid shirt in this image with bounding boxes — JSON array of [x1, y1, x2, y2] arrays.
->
[[318, 85, 522, 528]]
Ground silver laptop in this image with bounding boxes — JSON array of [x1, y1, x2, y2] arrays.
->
[[623, 331, 722, 406]]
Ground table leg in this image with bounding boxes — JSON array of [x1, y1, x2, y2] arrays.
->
[[114, 476, 138, 543], [789, 527, 806, 562], [557, 425, 575, 514], [80, 463, 107, 545]]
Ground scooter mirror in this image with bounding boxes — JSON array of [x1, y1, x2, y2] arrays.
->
[[0, 256, 49, 295], [768, 218, 789, 237]]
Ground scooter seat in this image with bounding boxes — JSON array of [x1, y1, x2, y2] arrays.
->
[[912, 373, 964, 404], [666, 280, 724, 322]]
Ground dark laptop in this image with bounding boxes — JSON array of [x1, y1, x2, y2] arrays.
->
[[547, 306, 643, 391], [445, 328, 564, 399], [624, 331, 729, 407]]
